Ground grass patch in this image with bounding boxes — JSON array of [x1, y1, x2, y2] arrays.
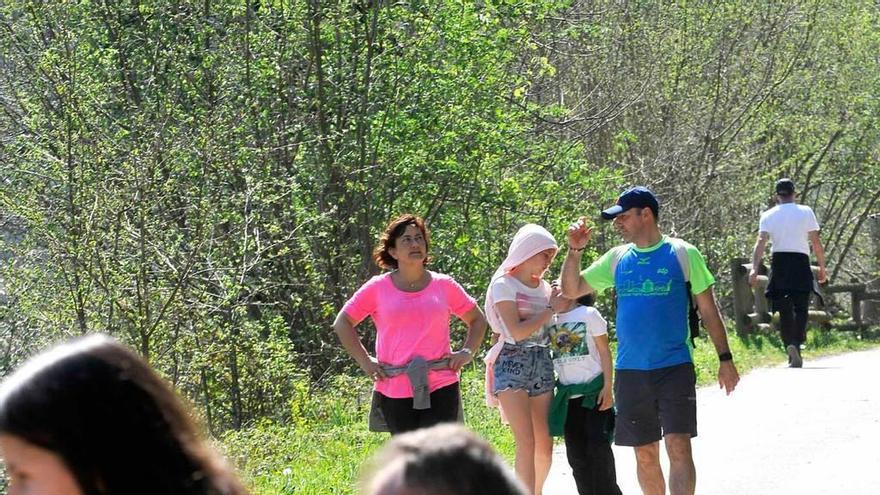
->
[[224, 327, 879, 494], [222, 370, 517, 494], [223, 423, 383, 495]]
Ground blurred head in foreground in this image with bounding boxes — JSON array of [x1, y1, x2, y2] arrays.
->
[[0, 334, 247, 495], [363, 423, 527, 495]]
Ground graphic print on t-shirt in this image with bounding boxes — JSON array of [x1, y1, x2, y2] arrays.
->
[[613, 244, 692, 370], [516, 292, 546, 318], [548, 320, 587, 360], [548, 306, 605, 385], [617, 255, 674, 297], [516, 291, 550, 346]]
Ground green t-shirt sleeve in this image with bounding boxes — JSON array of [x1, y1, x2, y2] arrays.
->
[[686, 243, 716, 295], [581, 248, 617, 293]]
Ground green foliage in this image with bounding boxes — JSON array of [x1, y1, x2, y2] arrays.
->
[[1, 0, 879, 484], [0, 0, 619, 431], [221, 366, 516, 495]]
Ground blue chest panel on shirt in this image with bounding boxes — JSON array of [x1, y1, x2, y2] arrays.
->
[[614, 244, 692, 370]]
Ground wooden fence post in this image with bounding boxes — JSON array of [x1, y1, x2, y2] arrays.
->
[[852, 285, 864, 327], [865, 215, 880, 322], [730, 258, 753, 335]]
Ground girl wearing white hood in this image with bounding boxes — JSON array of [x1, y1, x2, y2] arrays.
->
[[485, 224, 567, 495]]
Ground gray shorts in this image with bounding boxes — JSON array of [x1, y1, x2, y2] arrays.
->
[[614, 362, 697, 446], [493, 343, 554, 397]]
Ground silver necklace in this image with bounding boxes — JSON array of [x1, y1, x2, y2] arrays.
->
[[397, 270, 424, 289]]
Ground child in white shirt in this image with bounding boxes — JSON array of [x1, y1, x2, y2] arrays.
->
[[547, 293, 621, 495]]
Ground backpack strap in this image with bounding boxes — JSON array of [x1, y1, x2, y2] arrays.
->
[[667, 237, 700, 345]]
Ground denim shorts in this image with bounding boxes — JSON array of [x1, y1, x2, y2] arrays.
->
[[493, 343, 554, 397]]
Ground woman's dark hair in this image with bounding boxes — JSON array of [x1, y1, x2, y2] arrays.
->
[[372, 214, 431, 270], [0, 335, 248, 495], [363, 424, 527, 495]]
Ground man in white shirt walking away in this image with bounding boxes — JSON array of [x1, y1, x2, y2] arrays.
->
[[749, 178, 828, 367]]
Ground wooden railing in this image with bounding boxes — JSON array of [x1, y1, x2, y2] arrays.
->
[[822, 282, 880, 331], [729, 258, 879, 334]]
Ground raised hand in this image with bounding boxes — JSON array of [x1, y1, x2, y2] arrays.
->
[[567, 216, 593, 250]]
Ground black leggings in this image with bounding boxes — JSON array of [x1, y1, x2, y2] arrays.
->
[[564, 399, 622, 495], [773, 292, 810, 347], [376, 382, 461, 435]]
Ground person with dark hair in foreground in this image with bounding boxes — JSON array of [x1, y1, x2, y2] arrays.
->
[[0, 334, 248, 495], [363, 423, 528, 495]]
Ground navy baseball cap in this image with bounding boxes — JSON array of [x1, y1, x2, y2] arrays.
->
[[775, 178, 795, 195], [601, 186, 660, 220]]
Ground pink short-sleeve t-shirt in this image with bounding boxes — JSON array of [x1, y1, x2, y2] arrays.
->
[[341, 271, 477, 399]]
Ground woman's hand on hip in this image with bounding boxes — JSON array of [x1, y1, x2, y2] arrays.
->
[[359, 356, 386, 381], [447, 349, 474, 371]]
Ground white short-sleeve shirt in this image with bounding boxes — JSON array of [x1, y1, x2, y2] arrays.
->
[[489, 275, 551, 346], [548, 306, 608, 385], [758, 203, 820, 255]]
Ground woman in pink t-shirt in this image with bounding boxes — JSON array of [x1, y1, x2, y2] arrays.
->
[[333, 214, 487, 434]]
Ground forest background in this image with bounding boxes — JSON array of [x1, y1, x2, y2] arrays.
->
[[1, 0, 879, 493]]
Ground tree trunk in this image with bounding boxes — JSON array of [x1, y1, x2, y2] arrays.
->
[[864, 215, 880, 322]]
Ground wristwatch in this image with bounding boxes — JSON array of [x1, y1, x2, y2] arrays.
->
[[460, 348, 474, 356], [718, 351, 733, 362]]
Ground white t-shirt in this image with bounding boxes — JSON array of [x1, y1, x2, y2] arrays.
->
[[548, 305, 607, 385], [758, 203, 820, 255], [489, 275, 551, 346]]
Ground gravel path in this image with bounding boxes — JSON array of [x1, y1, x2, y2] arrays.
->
[[544, 348, 880, 494]]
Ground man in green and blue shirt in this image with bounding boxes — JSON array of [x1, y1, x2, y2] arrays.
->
[[561, 186, 740, 495]]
